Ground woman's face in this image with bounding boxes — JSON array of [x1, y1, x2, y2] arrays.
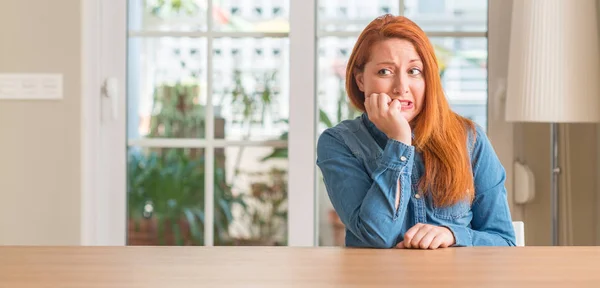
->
[[355, 38, 425, 123]]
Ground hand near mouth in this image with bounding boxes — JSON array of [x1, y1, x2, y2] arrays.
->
[[364, 93, 412, 145], [388, 98, 414, 111]]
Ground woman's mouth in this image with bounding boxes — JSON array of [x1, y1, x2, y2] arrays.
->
[[399, 100, 413, 110]]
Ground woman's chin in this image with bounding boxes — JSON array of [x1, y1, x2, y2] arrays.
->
[[400, 111, 415, 122]]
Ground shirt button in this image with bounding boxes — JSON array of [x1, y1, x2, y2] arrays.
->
[[415, 194, 421, 199], [400, 156, 407, 162]]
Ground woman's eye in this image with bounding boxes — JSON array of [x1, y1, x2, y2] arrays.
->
[[409, 68, 422, 76], [377, 69, 392, 75]]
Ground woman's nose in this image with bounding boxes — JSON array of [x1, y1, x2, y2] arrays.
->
[[393, 78, 409, 95]]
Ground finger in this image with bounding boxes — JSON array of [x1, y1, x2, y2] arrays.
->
[[418, 230, 436, 249], [364, 93, 376, 116], [369, 93, 379, 116], [378, 93, 390, 114], [410, 226, 432, 249], [440, 240, 451, 248], [429, 235, 444, 250], [440, 227, 455, 248], [371, 92, 379, 108], [403, 224, 422, 249], [396, 241, 405, 249], [389, 98, 401, 113]]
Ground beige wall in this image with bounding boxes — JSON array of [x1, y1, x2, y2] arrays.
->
[[518, 124, 598, 246], [0, 0, 81, 245], [515, 124, 551, 246], [567, 125, 598, 245]]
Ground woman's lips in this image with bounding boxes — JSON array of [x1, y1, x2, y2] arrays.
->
[[399, 100, 413, 110], [387, 98, 414, 110]]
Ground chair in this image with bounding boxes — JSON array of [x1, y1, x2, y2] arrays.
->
[[512, 221, 525, 246]]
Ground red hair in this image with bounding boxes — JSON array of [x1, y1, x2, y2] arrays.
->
[[346, 15, 476, 206]]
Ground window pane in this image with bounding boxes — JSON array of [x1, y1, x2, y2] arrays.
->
[[404, 0, 487, 32], [212, 38, 289, 141], [316, 36, 359, 247], [212, 0, 290, 32], [128, 0, 208, 32], [317, 37, 360, 135], [318, 1, 399, 32], [127, 147, 206, 246], [216, 146, 288, 246], [127, 37, 208, 139], [431, 37, 488, 129]]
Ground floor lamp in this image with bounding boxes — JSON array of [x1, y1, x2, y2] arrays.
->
[[505, 0, 600, 245]]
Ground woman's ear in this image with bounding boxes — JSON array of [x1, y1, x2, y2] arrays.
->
[[355, 72, 365, 92]]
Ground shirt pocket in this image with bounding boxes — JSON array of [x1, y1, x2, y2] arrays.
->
[[432, 199, 471, 220]]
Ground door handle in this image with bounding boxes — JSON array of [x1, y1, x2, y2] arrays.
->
[[102, 77, 119, 120]]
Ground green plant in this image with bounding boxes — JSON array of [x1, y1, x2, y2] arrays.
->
[[261, 120, 288, 162], [319, 77, 360, 129], [127, 82, 245, 246], [224, 69, 283, 182], [148, 83, 205, 139], [236, 167, 288, 245], [146, 0, 200, 17], [224, 70, 279, 130], [128, 149, 200, 245], [222, 69, 290, 245], [128, 148, 245, 245]]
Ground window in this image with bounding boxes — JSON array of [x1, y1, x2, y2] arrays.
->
[[127, 0, 290, 246], [92, 0, 494, 247]]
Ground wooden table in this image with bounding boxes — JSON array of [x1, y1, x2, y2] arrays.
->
[[1, 246, 600, 287]]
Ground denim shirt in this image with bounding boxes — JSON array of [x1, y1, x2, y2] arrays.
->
[[316, 113, 516, 248]]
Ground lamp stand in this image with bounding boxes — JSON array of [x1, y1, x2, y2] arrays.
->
[[551, 123, 560, 246]]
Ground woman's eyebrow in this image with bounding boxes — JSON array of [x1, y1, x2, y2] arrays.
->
[[374, 59, 422, 65], [374, 61, 396, 65]]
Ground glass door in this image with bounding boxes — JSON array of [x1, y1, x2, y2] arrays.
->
[[92, 0, 505, 247], [126, 0, 291, 246]]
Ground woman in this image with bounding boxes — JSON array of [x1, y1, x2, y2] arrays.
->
[[316, 15, 516, 249]]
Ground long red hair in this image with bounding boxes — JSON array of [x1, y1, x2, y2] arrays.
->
[[346, 15, 476, 206]]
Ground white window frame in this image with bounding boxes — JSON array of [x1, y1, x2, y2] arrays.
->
[[81, 0, 128, 245], [81, 0, 518, 246]]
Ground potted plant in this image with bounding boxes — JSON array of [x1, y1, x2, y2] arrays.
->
[[222, 69, 290, 245], [127, 82, 244, 246], [233, 167, 288, 246]]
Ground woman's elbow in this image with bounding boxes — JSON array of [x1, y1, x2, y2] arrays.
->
[[356, 224, 399, 248]]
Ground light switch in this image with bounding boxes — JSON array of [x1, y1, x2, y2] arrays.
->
[[0, 73, 63, 100]]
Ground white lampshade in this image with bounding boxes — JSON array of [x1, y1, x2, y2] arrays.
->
[[506, 0, 600, 123]]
